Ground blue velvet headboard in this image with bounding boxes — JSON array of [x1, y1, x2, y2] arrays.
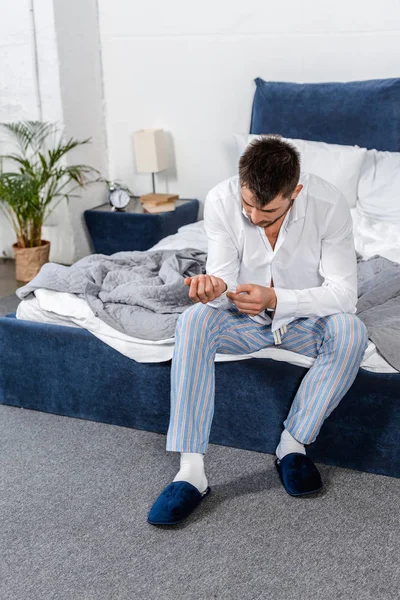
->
[[250, 77, 400, 152]]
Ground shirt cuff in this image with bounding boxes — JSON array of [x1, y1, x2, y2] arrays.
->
[[206, 290, 231, 310], [272, 288, 298, 322], [206, 283, 237, 310]]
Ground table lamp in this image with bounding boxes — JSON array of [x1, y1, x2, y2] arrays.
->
[[134, 128, 178, 205]]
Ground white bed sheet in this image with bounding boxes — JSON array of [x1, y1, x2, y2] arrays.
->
[[14, 218, 399, 373], [17, 291, 391, 371]]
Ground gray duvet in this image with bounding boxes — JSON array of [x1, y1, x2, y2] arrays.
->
[[15, 248, 400, 371], [356, 252, 400, 371], [15, 249, 207, 341]]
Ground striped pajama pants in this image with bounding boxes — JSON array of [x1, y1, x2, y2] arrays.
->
[[166, 303, 369, 454]]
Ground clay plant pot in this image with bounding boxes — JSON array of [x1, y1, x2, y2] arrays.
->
[[12, 240, 51, 283]]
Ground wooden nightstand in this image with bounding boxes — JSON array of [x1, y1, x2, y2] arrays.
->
[[84, 197, 199, 255]]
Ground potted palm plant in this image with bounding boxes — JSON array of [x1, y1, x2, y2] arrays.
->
[[0, 120, 102, 282]]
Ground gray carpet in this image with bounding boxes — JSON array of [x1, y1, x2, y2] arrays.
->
[[0, 293, 20, 317], [0, 405, 399, 600]]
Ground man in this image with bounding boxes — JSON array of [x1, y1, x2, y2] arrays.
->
[[147, 134, 369, 526]]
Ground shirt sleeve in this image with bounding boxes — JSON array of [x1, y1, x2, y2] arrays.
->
[[273, 193, 358, 322], [202, 191, 240, 310]]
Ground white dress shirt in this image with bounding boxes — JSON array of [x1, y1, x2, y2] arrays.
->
[[203, 172, 358, 341]]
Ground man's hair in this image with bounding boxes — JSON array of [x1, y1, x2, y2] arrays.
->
[[238, 134, 301, 207]]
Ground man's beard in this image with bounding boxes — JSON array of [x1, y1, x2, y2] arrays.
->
[[251, 199, 294, 228]]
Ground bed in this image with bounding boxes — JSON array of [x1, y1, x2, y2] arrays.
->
[[2, 76, 400, 479], [10, 219, 400, 373]]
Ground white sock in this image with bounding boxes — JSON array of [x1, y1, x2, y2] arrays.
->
[[275, 429, 306, 460], [173, 452, 208, 494]]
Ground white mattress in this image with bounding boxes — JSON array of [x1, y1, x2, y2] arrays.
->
[[15, 219, 399, 373], [17, 290, 392, 371]]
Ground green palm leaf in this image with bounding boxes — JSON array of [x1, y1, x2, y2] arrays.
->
[[0, 120, 104, 248]]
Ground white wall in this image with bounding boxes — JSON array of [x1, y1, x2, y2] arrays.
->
[[0, 0, 108, 264], [2, 1, 400, 264], [98, 0, 400, 216], [0, 0, 73, 261]]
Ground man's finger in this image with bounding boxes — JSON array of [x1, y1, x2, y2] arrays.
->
[[227, 292, 257, 304], [234, 303, 260, 315], [235, 284, 253, 294], [189, 278, 199, 301], [227, 290, 251, 298], [209, 275, 219, 292], [197, 276, 207, 302], [204, 276, 214, 298], [233, 301, 262, 312]]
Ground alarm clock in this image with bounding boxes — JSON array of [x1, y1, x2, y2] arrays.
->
[[108, 183, 131, 211]]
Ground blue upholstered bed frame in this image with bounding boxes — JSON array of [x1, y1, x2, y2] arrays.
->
[[2, 76, 400, 479]]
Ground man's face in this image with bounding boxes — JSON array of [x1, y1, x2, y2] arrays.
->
[[240, 184, 303, 228]]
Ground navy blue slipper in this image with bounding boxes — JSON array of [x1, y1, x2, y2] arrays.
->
[[275, 453, 323, 496], [147, 481, 211, 526]]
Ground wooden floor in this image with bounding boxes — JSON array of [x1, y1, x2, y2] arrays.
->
[[0, 258, 23, 298]]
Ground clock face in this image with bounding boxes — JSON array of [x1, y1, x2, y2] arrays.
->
[[110, 189, 130, 209]]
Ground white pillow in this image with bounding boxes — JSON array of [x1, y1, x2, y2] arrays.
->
[[356, 148, 400, 222], [234, 134, 367, 208], [350, 206, 400, 264]]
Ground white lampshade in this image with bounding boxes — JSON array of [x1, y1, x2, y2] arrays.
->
[[134, 128, 168, 173]]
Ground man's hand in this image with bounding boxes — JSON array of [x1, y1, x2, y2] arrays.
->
[[227, 284, 277, 316], [185, 274, 227, 304]]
